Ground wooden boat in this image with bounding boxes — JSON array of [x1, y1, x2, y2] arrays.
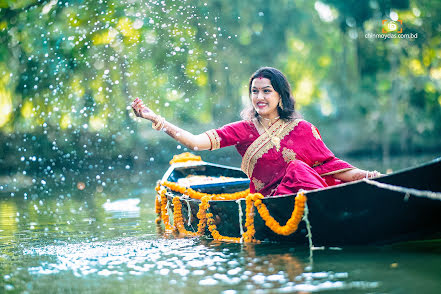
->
[[160, 157, 441, 246]]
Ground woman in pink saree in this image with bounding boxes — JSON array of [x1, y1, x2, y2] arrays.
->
[[132, 67, 380, 196], [205, 119, 356, 195]]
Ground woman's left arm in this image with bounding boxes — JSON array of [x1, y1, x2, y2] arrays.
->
[[333, 168, 382, 182]]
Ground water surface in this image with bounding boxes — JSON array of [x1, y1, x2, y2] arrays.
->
[[1, 155, 441, 293]]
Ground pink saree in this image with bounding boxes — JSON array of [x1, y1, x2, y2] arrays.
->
[[205, 119, 354, 196]]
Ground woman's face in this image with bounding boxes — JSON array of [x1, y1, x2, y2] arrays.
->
[[250, 77, 281, 120]]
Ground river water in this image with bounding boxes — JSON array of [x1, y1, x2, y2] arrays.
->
[[1, 154, 441, 293]]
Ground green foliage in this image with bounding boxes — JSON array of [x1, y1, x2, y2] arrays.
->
[[0, 0, 440, 167]]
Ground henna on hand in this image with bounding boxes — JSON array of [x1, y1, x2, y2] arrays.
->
[[351, 170, 368, 181], [130, 98, 211, 151], [131, 98, 157, 121]]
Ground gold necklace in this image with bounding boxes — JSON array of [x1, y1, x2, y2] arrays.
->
[[260, 116, 280, 126], [259, 118, 284, 151]]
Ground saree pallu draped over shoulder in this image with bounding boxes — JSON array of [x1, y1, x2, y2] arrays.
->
[[205, 119, 354, 196]]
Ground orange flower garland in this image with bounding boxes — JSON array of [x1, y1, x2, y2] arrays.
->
[[154, 153, 308, 242], [172, 196, 198, 236], [155, 180, 307, 242], [206, 212, 242, 243], [155, 196, 162, 224], [169, 152, 202, 165], [162, 180, 250, 200], [159, 188, 174, 231], [196, 196, 211, 234], [242, 194, 259, 243], [254, 191, 307, 236], [155, 183, 162, 224]]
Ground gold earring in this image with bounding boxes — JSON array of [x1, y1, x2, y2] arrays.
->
[[278, 100, 284, 110]]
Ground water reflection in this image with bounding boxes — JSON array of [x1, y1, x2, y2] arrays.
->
[[25, 238, 198, 277], [21, 237, 381, 293], [102, 198, 141, 219]]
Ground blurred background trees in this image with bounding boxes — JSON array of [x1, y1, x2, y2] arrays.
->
[[1, 0, 440, 174]]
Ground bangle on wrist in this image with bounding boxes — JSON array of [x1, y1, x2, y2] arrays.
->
[[152, 116, 165, 131]]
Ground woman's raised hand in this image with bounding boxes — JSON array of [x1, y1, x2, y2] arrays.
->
[[131, 98, 156, 121], [131, 98, 211, 151]]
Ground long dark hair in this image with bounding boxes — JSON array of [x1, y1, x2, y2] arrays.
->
[[240, 67, 300, 121]]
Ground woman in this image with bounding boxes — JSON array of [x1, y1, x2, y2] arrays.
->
[[131, 67, 380, 196]]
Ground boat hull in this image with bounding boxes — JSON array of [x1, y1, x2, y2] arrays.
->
[[164, 158, 441, 245]]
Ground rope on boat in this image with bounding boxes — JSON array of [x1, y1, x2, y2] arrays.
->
[[236, 199, 245, 236], [184, 199, 192, 226], [302, 202, 314, 264], [362, 178, 441, 201], [166, 198, 173, 225]]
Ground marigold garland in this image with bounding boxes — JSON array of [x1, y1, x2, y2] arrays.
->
[[155, 180, 307, 243], [159, 188, 174, 231], [162, 180, 250, 200], [206, 212, 242, 243], [254, 192, 307, 236], [155, 183, 162, 224], [242, 194, 259, 243], [169, 152, 202, 165], [172, 196, 198, 236], [155, 196, 162, 224], [196, 196, 211, 234]]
